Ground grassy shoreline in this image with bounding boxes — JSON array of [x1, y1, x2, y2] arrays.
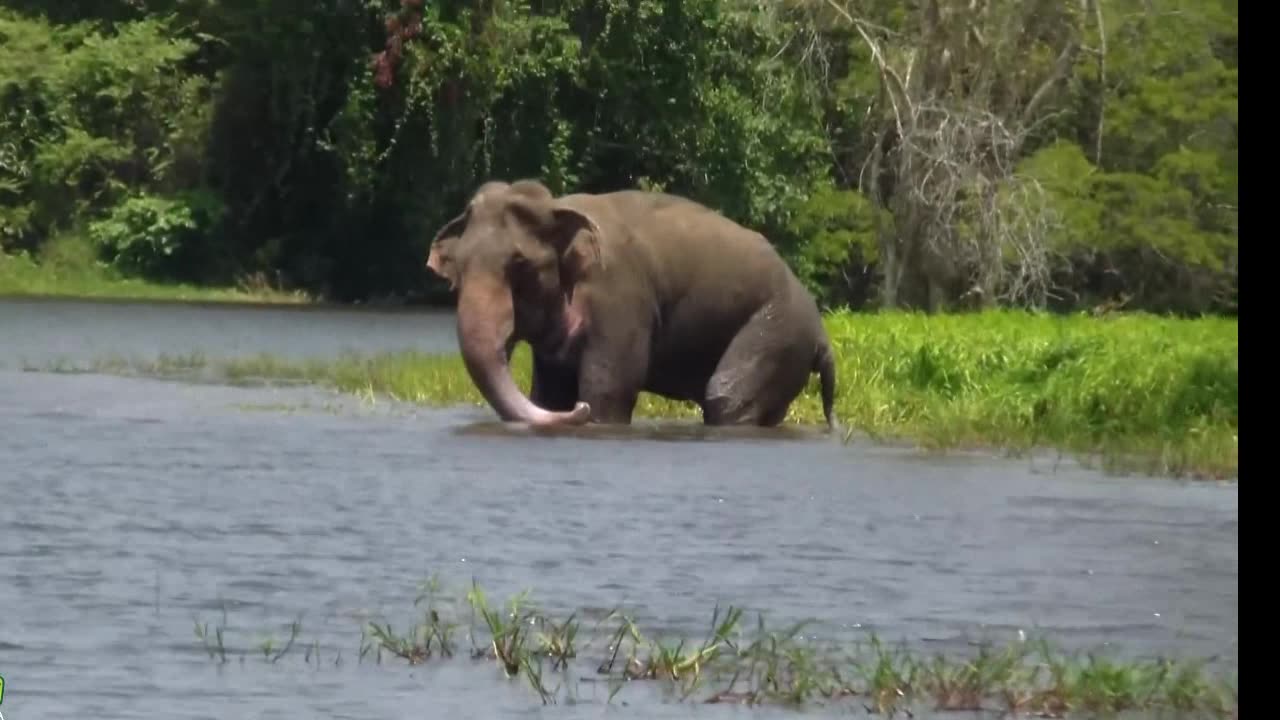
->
[[228, 310, 1237, 479], [193, 578, 1238, 715], [0, 250, 312, 304], [47, 308, 1238, 479]]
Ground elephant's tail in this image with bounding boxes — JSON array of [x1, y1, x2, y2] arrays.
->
[[814, 338, 837, 431]]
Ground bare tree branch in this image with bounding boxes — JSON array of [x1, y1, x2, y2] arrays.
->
[[1020, 39, 1082, 129], [821, 0, 911, 137], [786, 0, 1089, 309]]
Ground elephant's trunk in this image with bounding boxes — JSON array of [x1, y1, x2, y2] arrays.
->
[[456, 276, 591, 426]]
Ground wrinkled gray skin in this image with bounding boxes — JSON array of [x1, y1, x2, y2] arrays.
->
[[426, 179, 837, 429]]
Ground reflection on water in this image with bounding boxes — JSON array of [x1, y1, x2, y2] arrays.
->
[[452, 419, 835, 443]]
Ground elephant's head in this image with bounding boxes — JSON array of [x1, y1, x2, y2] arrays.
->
[[426, 179, 601, 426]]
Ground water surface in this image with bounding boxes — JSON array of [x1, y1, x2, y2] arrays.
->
[[0, 299, 1239, 718], [0, 297, 456, 369]]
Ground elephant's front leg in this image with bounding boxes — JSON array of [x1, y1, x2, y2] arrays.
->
[[529, 353, 581, 412], [576, 335, 649, 424]]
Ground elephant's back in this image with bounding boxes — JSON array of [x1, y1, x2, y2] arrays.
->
[[568, 188, 792, 306]]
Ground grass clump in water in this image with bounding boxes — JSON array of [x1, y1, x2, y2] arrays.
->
[[194, 579, 1238, 717]]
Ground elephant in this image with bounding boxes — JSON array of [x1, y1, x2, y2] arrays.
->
[[425, 179, 837, 430]]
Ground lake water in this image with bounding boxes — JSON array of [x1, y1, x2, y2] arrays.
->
[[0, 299, 1238, 718]]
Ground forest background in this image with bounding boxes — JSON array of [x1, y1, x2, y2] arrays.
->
[[0, 0, 1237, 315]]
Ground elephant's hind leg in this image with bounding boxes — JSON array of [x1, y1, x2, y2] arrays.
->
[[701, 303, 812, 427]]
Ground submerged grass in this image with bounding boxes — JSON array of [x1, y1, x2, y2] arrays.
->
[[32, 308, 1237, 479], [194, 578, 1238, 717]]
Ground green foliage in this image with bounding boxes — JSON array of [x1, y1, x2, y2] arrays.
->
[[563, 0, 831, 231], [1019, 140, 1232, 268], [1019, 135, 1237, 312], [1016, 142, 1102, 252], [0, 8, 213, 276], [1031, 0, 1238, 311], [0, 0, 1239, 314], [1088, 0, 1237, 174], [88, 191, 225, 276], [785, 186, 887, 308]]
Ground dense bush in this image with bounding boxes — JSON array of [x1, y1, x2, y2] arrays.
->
[[0, 11, 219, 272]]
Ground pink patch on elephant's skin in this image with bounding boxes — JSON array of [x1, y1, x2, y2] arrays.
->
[[563, 297, 586, 338], [554, 291, 589, 360]]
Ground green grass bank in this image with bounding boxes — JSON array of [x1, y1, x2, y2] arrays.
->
[[0, 250, 311, 304], [198, 309, 1236, 479]]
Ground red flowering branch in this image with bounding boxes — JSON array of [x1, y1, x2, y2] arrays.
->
[[373, 0, 424, 89]]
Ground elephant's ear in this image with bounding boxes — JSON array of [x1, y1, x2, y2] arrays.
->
[[550, 206, 604, 288], [426, 210, 468, 288]]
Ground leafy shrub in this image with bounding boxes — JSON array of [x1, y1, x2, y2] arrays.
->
[[89, 192, 225, 277], [0, 9, 212, 263], [783, 186, 889, 309]]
